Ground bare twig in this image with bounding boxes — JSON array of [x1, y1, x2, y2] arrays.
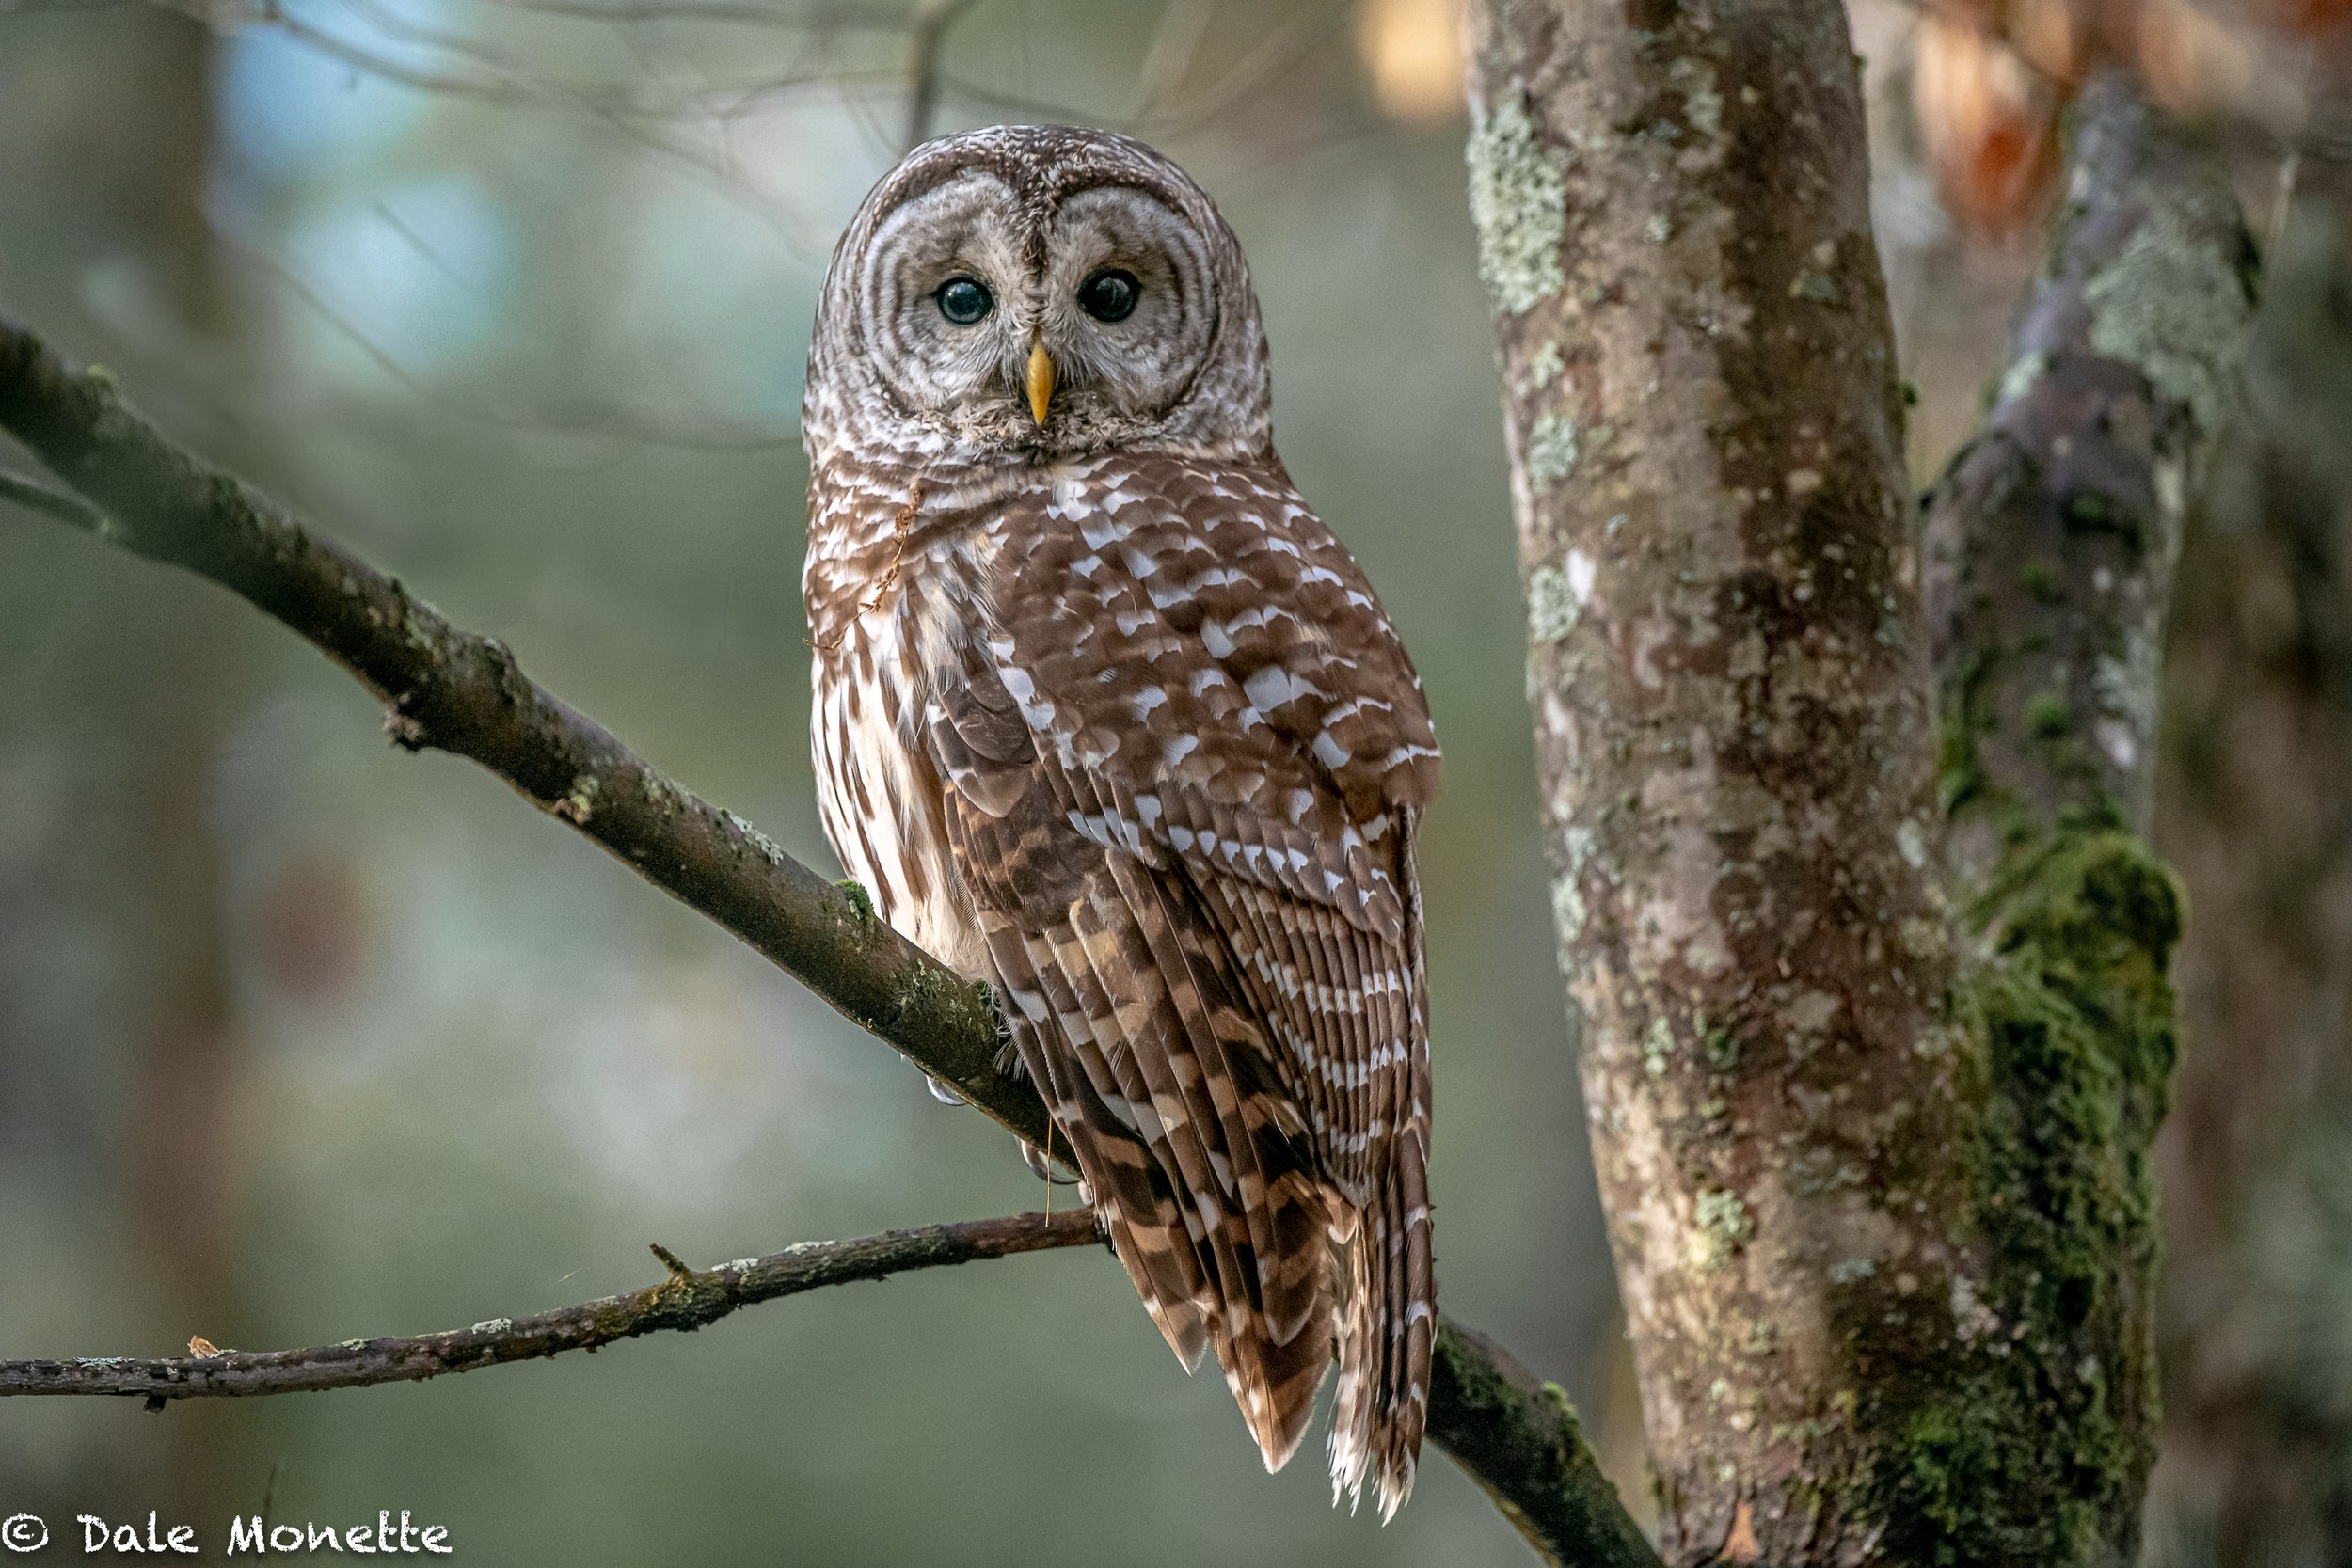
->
[[206, 218, 795, 452], [0, 466, 104, 533], [0, 1178, 1655, 1566], [924, 2, 1349, 141], [1130, 0, 1216, 123], [0, 1212, 1102, 1401], [0, 309, 1657, 1567], [477, 0, 904, 29]]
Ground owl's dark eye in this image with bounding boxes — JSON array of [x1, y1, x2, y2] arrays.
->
[[1077, 268, 1140, 323], [935, 276, 993, 325]]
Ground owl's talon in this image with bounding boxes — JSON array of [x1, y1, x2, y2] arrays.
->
[[925, 1074, 966, 1105], [1021, 1139, 1081, 1184]]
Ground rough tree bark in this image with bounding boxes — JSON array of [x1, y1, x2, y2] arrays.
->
[[1470, 0, 2253, 1556], [1470, 3, 1949, 1556]]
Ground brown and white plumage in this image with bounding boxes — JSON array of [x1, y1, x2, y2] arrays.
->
[[801, 126, 1438, 1515]]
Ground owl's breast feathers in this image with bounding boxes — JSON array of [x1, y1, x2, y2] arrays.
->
[[805, 447, 1438, 1517]]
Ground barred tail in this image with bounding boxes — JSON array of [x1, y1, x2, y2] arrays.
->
[[1214, 1174, 1338, 1476], [1328, 1125, 1433, 1519]]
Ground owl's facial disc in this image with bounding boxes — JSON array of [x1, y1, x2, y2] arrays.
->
[[856, 167, 1217, 454], [857, 168, 1031, 435], [1028, 184, 1216, 444]]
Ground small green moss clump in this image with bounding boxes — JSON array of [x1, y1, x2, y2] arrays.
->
[[2026, 690, 2074, 739], [1938, 649, 1996, 815], [834, 878, 877, 926]]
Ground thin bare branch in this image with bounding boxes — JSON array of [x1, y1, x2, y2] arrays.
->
[[0, 466, 104, 533], [1128, 2, 1346, 136], [206, 219, 796, 452], [907, 3, 1347, 144], [1130, 0, 1216, 123], [0, 1212, 1103, 1401], [224, 3, 844, 256], [477, 0, 904, 29]]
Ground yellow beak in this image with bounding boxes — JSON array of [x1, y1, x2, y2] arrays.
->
[[1025, 339, 1056, 426]]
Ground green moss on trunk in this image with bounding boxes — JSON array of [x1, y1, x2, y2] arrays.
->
[[1865, 831, 2181, 1563]]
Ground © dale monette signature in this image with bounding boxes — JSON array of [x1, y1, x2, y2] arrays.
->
[[2, 1510, 453, 1556]]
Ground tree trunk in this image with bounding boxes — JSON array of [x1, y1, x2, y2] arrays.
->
[[0, 4, 239, 1526], [1915, 71, 2253, 1566], [1468, 3, 1947, 1557], [1467, 0, 2252, 1556]]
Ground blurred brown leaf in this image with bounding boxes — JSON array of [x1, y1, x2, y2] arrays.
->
[[1915, 13, 2063, 233]]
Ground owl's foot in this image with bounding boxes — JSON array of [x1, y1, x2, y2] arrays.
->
[[1020, 1138, 1083, 1185]]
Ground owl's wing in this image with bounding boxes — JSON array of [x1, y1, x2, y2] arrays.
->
[[977, 451, 1438, 1188], [920, 451, 1436, 1498]]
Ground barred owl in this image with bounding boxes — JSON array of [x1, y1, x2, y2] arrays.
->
[[802, 125, 1438, 1515]]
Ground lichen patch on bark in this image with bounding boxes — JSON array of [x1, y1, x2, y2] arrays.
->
[[1468, 88, 1568, 317], [2083, 201, 2253, 437]]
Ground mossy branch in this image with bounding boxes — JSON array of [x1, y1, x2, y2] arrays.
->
[[1429, 1323, 1660, 1568], [0, 1212, 1103, 1401], [1870, 71, 2251, 1565], [0, 309, 1656, 1568], [1925, 71, 2257, 879]]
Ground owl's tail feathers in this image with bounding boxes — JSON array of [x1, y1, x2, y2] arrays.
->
[[1104, 1206, 1210, 1370], [1213, 1168, 1340, 1477], [1328, 1128, 1434, 1522], [1060, 1078, 1213, 1371]]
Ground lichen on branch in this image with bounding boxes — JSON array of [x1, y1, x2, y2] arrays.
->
[[1471, 1, 1955, 1558], [1926, 72, 2258, 872]]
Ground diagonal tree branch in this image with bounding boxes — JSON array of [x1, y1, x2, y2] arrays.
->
[[1428, 1324, 1660, 1568], [0, 1211, 1102, 1401], [0, 312, 1048, 1158], [0, 310, 1658, 1568]]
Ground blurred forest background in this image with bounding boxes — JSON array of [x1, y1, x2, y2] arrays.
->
[[0, 0, 2346, 1563]]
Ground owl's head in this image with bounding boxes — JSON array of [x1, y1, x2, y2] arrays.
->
[[803, 125, 1272, 467]]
